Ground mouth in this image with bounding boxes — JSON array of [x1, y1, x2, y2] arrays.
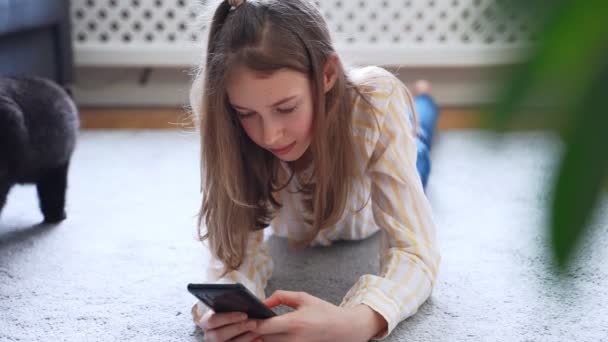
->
[[269, 141, 296, 155]]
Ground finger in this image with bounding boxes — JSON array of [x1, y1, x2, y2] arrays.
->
[[207, 320, 257, 341], [203, 312, 248, 330], [194, 308, 215, 330], [192, 303, 203, 323], [230, 331, 260, 342], [263, 290, 309, 309]]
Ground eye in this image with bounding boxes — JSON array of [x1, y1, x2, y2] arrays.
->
[[277, 106, 297, 114], [237, 111, 255, 119]]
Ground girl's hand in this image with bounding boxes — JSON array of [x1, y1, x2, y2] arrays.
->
[[192, 304, 260, 342], [253, 290, 385, 342]]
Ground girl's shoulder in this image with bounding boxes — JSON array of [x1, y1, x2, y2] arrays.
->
[[349, 66, 403, 100], [348, 66, 408, 135]]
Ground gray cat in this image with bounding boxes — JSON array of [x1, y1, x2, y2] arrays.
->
[[0, 76, 79, 223]]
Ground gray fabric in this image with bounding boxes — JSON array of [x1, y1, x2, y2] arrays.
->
[[1, 130, 606, 341], [0, 0, 63, 35], [0, 0, 73, 84]]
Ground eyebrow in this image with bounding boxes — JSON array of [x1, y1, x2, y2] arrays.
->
[[231, 95, 298, 111]]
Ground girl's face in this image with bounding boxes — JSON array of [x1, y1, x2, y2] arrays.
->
[[226, 66, 314, 162]]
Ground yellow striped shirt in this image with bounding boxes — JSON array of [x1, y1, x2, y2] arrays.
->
[[195, 66, 441, 340]]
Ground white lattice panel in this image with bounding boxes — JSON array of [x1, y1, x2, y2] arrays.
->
[[72, 0, 537, 67]]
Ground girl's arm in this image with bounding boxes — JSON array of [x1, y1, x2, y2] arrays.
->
[[340, 76, 441, 339], [192, 230, 274, 321]]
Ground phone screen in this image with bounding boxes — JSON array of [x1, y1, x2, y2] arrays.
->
[[188, 283, 277, 319]]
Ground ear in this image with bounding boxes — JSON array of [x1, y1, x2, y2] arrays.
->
[[322, 53, 339, 93]]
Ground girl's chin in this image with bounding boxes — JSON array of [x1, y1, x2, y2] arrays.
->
[[275, 153, 299, 162], [274, 146, 304, 162], [270, 141, 311, 164]]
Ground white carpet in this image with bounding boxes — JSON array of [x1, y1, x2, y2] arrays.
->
[[1, 130, 606, 342]]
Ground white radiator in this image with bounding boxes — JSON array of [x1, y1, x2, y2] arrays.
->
[[71, 0, 536, 67]]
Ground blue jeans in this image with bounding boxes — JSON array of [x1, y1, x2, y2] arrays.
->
[[411, 94, 439, 189]]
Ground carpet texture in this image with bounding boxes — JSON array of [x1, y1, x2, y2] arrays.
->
[[1, 130, 606, 342]]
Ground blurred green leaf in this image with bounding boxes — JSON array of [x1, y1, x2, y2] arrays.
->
[[551, 63, 608, 270], [488, 0, 608, 270], [492, 0, 608, 132]]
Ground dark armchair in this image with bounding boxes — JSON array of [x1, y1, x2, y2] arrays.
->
[[0, 0, 74, 85]]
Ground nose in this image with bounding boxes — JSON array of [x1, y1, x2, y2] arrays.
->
[[263, 118, 284, 146]]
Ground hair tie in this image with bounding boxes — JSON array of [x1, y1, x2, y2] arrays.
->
[[227, 0, 245, 8]]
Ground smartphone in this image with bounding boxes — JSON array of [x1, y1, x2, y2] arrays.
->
[[187, 283, 277, 319]]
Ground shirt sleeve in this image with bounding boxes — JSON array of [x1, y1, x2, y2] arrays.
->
[[339, 78, 441, 339], [192, 229, 274, 321]]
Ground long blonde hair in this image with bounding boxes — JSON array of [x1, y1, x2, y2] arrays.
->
[[191, 0, 375, 273]]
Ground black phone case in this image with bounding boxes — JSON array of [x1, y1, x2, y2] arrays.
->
[[187, 283, 277, 319]]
